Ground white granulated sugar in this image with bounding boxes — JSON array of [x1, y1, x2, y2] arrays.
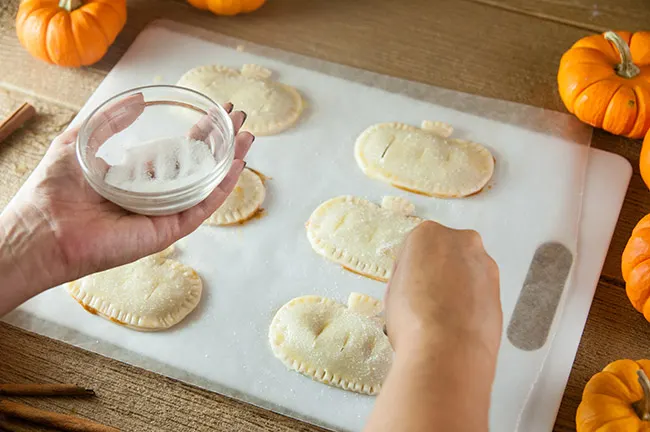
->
[[104, 137, 217, 193]]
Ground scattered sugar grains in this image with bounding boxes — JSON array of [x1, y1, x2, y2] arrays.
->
[[104, 137, 217, 193]]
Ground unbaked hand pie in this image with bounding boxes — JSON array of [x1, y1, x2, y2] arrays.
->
[[269, 293, 392, 395], [355, 120, 495, 197], [177, 64, 303, 135], [306, 195, 422, 282], [66, 247, 202, 331]]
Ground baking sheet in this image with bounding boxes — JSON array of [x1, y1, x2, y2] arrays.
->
[[4, 20, 593, 432]]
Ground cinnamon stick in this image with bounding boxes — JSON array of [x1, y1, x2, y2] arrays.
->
[[0, 384, 95, 397], [0, 401, 118, 432], [0, 102, 36, 144]]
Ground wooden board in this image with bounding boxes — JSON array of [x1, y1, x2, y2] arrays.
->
[[0, 0, 648, 431]]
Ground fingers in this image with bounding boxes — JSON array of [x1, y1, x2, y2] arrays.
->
[[53, 127, 80, 146], [188, 103, 248, 146], [90, 93, 145, 146], [176, 159, 247, 234], [150, 158, 247, 243], [187, 112, 215, 141], [215, 159, 246, 196], [83, 93, 145, 174], [187, 103, 233, 141], [411, 220, 445, 236], [107, 101, 254, 248], [235, 131, 254, 160], [187, 105, 253, 167], [230, 111, 247, 134], [177, 124, 254, 232]]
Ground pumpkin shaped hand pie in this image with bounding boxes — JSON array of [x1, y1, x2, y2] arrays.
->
[[269, 293, 392, 395], [306, 196, 423, 282], [66, 247, 202, 331], [558, 31, 650, 139], [177, 64, 303, 136], [16, 0, 127, 67], [576, 359, 650, 431], [354, 121, 495, 198]]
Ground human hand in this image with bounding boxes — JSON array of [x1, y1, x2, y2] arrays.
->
[[366, 222, 500, 432], [1, 93, 253, 301], [384, 221, 502, 358]]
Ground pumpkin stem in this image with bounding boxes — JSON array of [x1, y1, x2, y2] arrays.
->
[[58, 0, 83, 11], [604, 31, 641, 79], [633, 369, 650, 421]]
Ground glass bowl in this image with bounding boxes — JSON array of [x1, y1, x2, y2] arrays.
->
[[76, 85, 235, 216]]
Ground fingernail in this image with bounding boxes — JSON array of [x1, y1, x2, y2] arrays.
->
[[243, 161, 248, 169], [241, 111, 248, 124], [224, 102, 233, 113]]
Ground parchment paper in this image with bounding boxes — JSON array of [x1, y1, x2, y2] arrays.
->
[[4, 20, 592, 432]]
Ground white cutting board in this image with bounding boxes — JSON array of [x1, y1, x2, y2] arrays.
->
[[4, 21, 632, 432]]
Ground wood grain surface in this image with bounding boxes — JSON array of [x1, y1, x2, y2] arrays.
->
[[1, 0, 649, 431]]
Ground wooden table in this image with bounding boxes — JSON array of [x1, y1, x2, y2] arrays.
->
[[0, 0, 648, 430]]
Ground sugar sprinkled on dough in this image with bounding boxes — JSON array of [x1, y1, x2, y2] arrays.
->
[[354, 122, 494, 198], [176, 64, 303, 136], [269, 295, 392, 395], [66, 249, 202, 331], [104, 137, 216, 193], [306, 196, 422, 281]]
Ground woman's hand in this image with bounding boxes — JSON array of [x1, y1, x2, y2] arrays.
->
[[366, 221, 502, 432], [0, 95, 253, 314], [385, 220, 502, 357]]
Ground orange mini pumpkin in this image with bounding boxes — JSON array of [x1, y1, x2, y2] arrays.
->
[[641, 130, 650, 190], [558, 31, 650, 139], [576, 359, 650, 431], [622, 214, 650, 320], [187, 0, 266, 16], [16, 0, 127, 67]]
